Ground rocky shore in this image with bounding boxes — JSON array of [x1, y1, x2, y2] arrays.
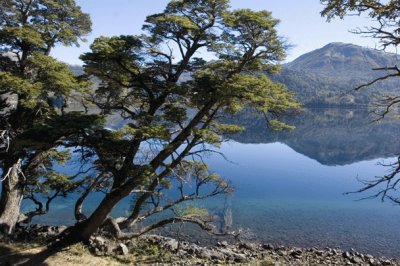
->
[[1, 225, 399, 265], [123, 235, 400, 266]]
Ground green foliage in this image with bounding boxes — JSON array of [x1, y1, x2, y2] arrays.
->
[[189, 67, 299, 121], [219, 9, 285, 72], [321, 0, 399, 21], [0, 71, 40, 101], [0, 0, 92, 53], [173, 160, 231, 193], [0, 25, 45, 48], [162, 104, 187, 123], [0, 0, 300, 241], [41, 173, 73, 193], [12, 113, 104, 152], [143, 0, 229, 42], [80, 35, 141, 82], [268, 119, 295, 131], [23, 148, 79, 196], [0, 0, 93, 127], [1, 53, 90, 110], [59, 0, 299, 238], [177, 205, 209, 217], [193, 128, 221, 146], [27, 52, 90, 95], [112, 124, 171, 141], [214, 123, 244, 134], [0, 0, 95, 228], [225, 73, 299, 113]]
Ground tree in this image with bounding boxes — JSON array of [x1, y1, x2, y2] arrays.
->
[[21, 0, 300, 264], [0, 0, 92, 234], [320, 1, 400, 203]]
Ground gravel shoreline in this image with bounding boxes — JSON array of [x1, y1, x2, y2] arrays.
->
[[134, 235, 400, 265], [3, 225, 399, 265]]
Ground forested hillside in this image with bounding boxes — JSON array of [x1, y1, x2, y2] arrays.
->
[[272, 42, 400, 106]]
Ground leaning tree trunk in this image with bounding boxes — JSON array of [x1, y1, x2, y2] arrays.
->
[[19, 184, 133, 265], [0, 159, 24, 235]]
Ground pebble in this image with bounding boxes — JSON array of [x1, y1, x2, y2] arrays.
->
[[9, 226, 400, 265]]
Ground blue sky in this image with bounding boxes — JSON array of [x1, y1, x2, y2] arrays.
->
[[52, 0, 378, 65]]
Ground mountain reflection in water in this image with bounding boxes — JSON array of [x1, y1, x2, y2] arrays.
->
[[228, 108, 400, 165]]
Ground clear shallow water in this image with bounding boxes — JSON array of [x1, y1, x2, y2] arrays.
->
[[205, 142, 400, 257], [26, 108, 400, 257]]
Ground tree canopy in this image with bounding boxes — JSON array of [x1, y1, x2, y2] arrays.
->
[[3, 0, 300, 264], [68, 0, 299, 236], [0, 0, 93, 234]]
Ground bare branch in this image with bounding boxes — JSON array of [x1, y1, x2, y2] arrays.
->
[[110, 216, 229, 240], [355, 68, 400, 91], [345, 157, 400, 203], [75, 174, 103, 221], [0, 130, 10, 152]]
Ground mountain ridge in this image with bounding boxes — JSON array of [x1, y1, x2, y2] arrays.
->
[[285, 42, 398, 79], [271, 42, 400, 107], [68, 42, 400, 107]]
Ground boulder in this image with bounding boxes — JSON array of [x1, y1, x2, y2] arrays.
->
[[217, 241, 228, 247], [115, 243, 129, 256], [164, 238, 179, 250], [233, 253, 248, 263], [93, 236, 107, 247]]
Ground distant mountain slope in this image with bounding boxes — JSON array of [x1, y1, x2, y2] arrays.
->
[[286, 42, 398, 79], [68, 65, 86, 77], [272, 42, 400, 106], [68, 43, 400, 107]]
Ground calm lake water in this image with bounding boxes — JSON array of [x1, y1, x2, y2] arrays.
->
[[30, 108, 400, 257]]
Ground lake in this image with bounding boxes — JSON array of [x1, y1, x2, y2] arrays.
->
[[30, 108, 400, 257]]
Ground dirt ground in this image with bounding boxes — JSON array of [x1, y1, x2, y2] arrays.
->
[[0, 242, 151, 266]]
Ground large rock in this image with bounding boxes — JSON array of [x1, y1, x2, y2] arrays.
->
[[93, 236, 107, 247], [164, 238, 179, 250], [115, 243, 129, 255]]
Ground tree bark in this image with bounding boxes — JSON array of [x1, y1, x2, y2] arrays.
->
[[0, 159, 24, 235], [19, 183, 134, 265]]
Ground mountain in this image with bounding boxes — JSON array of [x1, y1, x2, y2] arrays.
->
[[68, 42, 400, 107], [286, 42, 397, 79], [272, 42, 400, 106], [68, 65, 85, 76]]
